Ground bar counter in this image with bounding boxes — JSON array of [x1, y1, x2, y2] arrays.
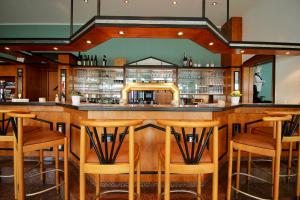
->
[[1, 102, 300, 182]]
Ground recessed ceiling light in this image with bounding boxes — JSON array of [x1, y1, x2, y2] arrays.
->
[[212, 2, 218, 6], [172, 1, 177, 5], [4, 47, 10, 50], [86, 40, 92, 44], [285, 51, 290, 55], [53, 47, 58, 51], [177, 32, 183, 36], [240, 50, 245, 54], [119, 31, 125, 35], [209, 42, 214, 46], [84, 0, 88, 3], [124, 0, 129, 3]]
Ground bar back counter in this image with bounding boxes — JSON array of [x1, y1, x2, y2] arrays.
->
[[1, 102, 300, 183]]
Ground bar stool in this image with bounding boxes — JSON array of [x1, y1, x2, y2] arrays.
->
[[0, 110, 43, 199], [8, 112, 69, 200], [157, 120, 219, 200], [249, 111, 300, 198], [79, 119, 143, 200], [227, 114, 291, 200]]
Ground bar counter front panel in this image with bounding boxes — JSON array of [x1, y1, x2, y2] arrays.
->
[[1, 102, 300, 183]]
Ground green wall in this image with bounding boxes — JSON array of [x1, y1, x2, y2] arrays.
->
[[82, 38, 221, 66]]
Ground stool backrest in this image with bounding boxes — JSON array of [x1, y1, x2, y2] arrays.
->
[[157, 120, 219, 165], [80, 120, 143, 164]]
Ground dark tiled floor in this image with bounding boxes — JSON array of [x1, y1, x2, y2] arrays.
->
[[0, 157, 298, 199]]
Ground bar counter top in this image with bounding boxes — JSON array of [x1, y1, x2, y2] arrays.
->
[[1, 101, 300, 112]]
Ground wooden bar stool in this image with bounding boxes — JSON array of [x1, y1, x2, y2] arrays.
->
[[79, 119, 143, 200], [248, 111, 300, 198], [8, 112, 69, 200], [227, 114, 291, 200], [0, 110, 44, 199], [157, 120, 219, 200]]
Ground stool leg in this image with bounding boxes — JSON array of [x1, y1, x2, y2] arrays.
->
[[288, 142, 293, 183], [39, 150, 45, 184], [164, 127, 171, 200], [137, 158, 141, 198], [17, 148, 24, 200], [247, 153, 252, 181], [95, 174, 100, 200], [64, 138, 69, 200], [273, 154, 281, 200], [297, 142, 300, 197], [54, 146, 60, 193], [14, 141, 18, 200], [197, 174, 201, 200], [227, 141, 233, 200], [236, 150, 241, 192], [157, 154, 162, 200]]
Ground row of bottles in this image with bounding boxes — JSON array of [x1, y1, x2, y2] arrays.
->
[[182, 52, 193, 67], [77, 53, 107, 67]]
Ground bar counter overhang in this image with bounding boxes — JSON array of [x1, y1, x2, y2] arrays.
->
[[1, 102, 299, 183]]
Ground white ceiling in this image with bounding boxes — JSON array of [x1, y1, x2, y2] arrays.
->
[[0, 0, 257, 26]]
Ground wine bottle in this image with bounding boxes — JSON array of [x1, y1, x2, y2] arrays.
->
[[82, 55, 86, 66], [77, 52, 82, 66], [90, 55, 94, 66], [188, 57, 193, 67], [87, 55, 90, 66], [102, 55, 107, 66], [183, 52, 188, 67], [94, 55, 98, 66]]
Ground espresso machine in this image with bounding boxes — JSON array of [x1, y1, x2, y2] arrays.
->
[[0, 80, 6, 102]]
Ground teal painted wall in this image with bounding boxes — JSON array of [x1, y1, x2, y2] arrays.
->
[[82, 38, 221, 66], [0, 25, 81, 38], [254, 62, 273, 101]]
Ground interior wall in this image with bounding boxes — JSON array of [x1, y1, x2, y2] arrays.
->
[[275, 56, 300, 104]]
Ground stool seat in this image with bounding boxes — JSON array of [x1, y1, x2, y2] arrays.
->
[[252, 126, 273, 136], [233, 133, 276, 150], [6, 126, 42, 136], [86, 143, 139, 163], [23, 130, 65, 146], [159, 143, 211, 163]]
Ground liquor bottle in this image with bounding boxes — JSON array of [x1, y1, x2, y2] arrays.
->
[[188, 57, 193, 67], [183, 52, 188, 67], [87, 55, 90, 66], [77, 52, 82, 66], [90, 55, 94, 66], [102, 55, 107, 66], [82, 55, 86, 66], [94, 55, 98, 66]]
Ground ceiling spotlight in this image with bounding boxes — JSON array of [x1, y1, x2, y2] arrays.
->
[[84, 0, 88, 3], [212, 2, 218, 6], [172, 1, 177, 5], [209, 42, 214, 46], [285, 51, 290, 55], [124, 0, 129, 3], [240, 50, 245, 54], [86, 40, 92, 44], [177, 32, 183, 36], [4, 47, 10, 50], [119, 30, 125, 35], [53, 47, 58, 51]]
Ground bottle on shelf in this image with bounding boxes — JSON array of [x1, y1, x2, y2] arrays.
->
[[94, 55, 98, 66], [183, 52, 188, 67], [77, 52, 82, 66], [90, 55, 94, 66], [188, 57, 193, 67], [102, 55, 107, 66], [87, 55, 90, 66], [82, 55, 86, 66]]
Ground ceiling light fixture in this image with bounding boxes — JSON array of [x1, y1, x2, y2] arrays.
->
[[124, 0, 129, 3], [86, 40, 92, 44], [212, 2, 218, 6], [177, 32, 183, 36], [53, 47, 58, 51], [4, 47, 10, 50], [172, 1, 177, 5], [84, 0, 88, 3], [240, 50, 245, 54], [119, 31, 125, 35], [285, 51, 290, 55], [209, 42, 214, 46]]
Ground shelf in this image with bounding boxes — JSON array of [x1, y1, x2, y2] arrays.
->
[[72, 66, 124, 70], [180, 93, 224, 95]]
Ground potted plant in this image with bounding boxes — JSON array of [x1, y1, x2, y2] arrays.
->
[[230, 90, 242, 105], [70, 91, 82, 106]]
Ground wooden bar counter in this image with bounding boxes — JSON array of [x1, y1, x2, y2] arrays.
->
[[1, 102, 300, 183]]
